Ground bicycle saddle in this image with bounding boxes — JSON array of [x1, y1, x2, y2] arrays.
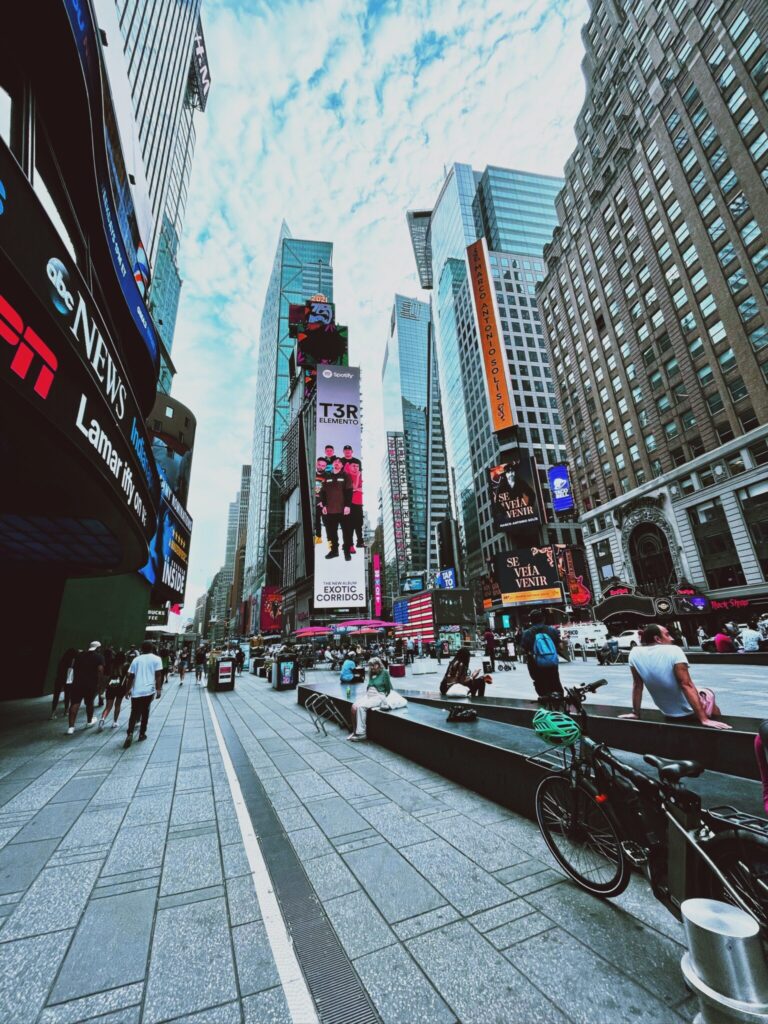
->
[[644, 754, 703, 782]]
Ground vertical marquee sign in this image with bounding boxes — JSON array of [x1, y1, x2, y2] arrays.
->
[[466, 238, 516, 434]]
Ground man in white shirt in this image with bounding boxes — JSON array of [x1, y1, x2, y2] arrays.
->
[[123, 641, 163, 748], [739, 620, 763, 653], [619, 624, 731, 729]]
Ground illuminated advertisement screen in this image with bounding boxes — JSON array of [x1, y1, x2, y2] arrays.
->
[[260, 586, 283, 632], [466, 237, 516, 433], [373, 553, 382, 618], [488, 456, 540, 531], [554, 545, 592, 607], [140, 475, 192, 604], [491, 548, 564, 607], [435, 568, 457, 589], [314, 367, 367, 608], [289, 299, 349, 367], [548, 464, 575, 514]]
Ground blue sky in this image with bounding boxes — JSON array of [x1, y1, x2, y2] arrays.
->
[[170, 0, 589, 620]]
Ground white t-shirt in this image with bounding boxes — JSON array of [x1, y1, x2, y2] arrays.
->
[[628, 643, 692, 717], [128, 653, 163, 697], [740, 628, 761, 652]]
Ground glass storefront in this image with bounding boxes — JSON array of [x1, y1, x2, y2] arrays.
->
[[738, 482, 768, 581], [688, 498, 746, 589]]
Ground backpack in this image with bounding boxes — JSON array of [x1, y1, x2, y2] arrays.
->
[[447, 707, 477, 723], [532, 630, 559, 667]]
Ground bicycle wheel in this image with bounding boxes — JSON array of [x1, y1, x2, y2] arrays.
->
[[701, 833, 768, 934], [535, 775, 630, 897]]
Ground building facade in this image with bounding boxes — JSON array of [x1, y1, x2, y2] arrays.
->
[[243, 229, 334, 626], [380, 295, 451, 602], [538, 0, 768, 628], [409, 165, 584, 616]]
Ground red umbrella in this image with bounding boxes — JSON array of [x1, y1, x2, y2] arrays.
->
[[336, 618, 396, 628], [294, 627, 333, 637]]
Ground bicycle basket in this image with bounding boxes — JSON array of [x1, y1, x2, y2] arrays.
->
[[532, 709, 581, 747]]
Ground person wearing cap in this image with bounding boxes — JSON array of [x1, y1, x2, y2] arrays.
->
[[67, 641, 105, 735]]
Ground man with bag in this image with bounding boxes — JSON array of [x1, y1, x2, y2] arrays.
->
[[522, 611, 564, 699]]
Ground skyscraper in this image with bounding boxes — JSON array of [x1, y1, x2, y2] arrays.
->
[[243, 228, 334, 624], [380, 295, 450, 601], [409, 165, 580, 601], [230, 465, 251, 632], [538, 0, 768, 624]]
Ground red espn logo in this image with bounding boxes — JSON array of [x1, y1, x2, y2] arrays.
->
[[0, 293, 57, 399]]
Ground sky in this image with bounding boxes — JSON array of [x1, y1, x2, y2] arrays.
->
[[169, 0, 590, 620]]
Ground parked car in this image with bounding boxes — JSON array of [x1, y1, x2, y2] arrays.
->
[[616, 629, 643, 650]]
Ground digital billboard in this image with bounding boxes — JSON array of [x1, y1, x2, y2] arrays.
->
[[260, 586, 283, 632], [488, 456, 540, 531], [314, 367, 367, 608], [554, 545, 592, 607], [491, 548, 564, 607], [289, 298, 349, 367], [466, 238, 516, 433], [548, 465, 575, 514], [140, 475, 192, 604], [373, 554, 383, 618], [435, 568, 457, 589]]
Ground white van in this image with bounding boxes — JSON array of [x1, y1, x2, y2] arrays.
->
[[559, 621, 610, 654]]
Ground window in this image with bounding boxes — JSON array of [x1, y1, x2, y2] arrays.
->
[[739, 482, 768, 580], [688, 499, 747, 588], [728, 376, 749, 402]]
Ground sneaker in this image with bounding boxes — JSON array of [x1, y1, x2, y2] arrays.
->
[[50, 712, 57, 720], [84, 719, 96, 728], [67, 726, 75, 735], [123, 734, 133, 749], [138, 734, 147, 741], [344, 551, 351, 561], [349, 546, 356, 554], [325, 551, 338, 559], [349, 734, 365, 742], [111, 721, 118, 729], [97, 718, 105, 731]]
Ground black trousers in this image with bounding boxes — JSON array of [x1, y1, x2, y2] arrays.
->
[[323, 513, 352, 553], [528, 664, 564, 698], [127, 695, 153, 737]]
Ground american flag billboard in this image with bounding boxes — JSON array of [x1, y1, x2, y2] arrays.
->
[[393, 592, 435, 643]]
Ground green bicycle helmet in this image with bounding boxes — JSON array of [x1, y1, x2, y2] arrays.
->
[[532, 709, 582, 747]]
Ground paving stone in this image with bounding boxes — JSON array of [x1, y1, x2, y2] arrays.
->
[[1, 860, 100, 940], [506, 926, 688, 1022], [217, 818, 242, 845], [92, 879, 159, 900], [160, 832, 222, 896], [50, 889, 156, 1001], [301, 852, 359, 900], [490, 815, 553, 859], [60, 806, 126, 850], [407, 919, 566, 1023], [221, 842, 251, 879], [166, 1000, 241, 1023], [143, 897, 238, 1022], [170, 791, 215, 826], [356, 801, 437, 847], [137, 767, 174, 790], [102, 822, 167, 877], [233, 920, 280, 995], [343, 844, 443, 922], [469, 899, 534, 934], [260, 776, 300, 808], [323, 889, 395, 957], [487, 911, 555, 948], [285, 770, 336, 801], [494, 860, 552, 884], [392, 905, 462, 941], [427, 813, 530, 871], [10, 801, 88, 844], [176, 767, 212, 792], [287, 825, 334, 862], [72, 1009, 140, 1024], [0, 930, 70, 1024], [226, 875, 261, 926], [323, 771, 380, 800], [304, 795, 368, 838], [439, 789, 513, 826], [526, 882, 688, 1006], [400, 838, 513, 916], [353, 942, 457, 1024], [0, 838, 58, 895], [272, 803, 315, 833], [242, 985, 293, 1023], [50, 775, 107, 804], [0, 779, 33, 808], [158, 886, 225, 910], [39, 987, 143, 1024], [91, 776, 139, 806], [509, 869, 566, 896]]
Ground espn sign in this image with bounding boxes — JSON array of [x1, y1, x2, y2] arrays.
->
[[0, 293, 57, 399]]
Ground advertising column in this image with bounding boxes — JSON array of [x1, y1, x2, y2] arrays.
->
[[314, 367, 367, 609]]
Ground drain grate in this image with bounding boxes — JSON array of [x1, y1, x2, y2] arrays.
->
[[214, 700, 381, 1024]]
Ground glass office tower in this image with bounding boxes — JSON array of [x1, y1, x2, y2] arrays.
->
[[243, 227, 334, 614], [380, 295, 451, 600], [409, 164, 581, 595]]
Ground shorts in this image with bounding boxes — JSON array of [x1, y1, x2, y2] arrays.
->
[[70, 683, 97, 704], [106, 681, 127, 699]]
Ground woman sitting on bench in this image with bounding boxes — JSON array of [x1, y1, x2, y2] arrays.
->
[[439, 647, 490, 698], [348, 657, 391, 741]]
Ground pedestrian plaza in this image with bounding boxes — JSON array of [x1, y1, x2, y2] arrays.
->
[[0, 675, 700, 1023]]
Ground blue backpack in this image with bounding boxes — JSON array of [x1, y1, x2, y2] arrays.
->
[[532, 630, 559, 667]]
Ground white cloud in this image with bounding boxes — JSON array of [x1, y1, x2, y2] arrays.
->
[[170, 0, 589, 614]]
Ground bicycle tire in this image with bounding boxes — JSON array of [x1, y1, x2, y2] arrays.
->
[[699, 832, 768, 933], [535, 775, 631, 897]]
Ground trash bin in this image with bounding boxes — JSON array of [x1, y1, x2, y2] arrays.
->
[[272, 655, 298, 690], [607, 639, 619, 658], [482, 659, 493, 675], [208, 656, 235, 692]]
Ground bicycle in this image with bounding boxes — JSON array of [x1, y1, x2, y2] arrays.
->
[[530, 680, 768, 932]]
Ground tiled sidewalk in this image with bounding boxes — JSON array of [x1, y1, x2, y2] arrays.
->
[[0, 676, 695, 1023]]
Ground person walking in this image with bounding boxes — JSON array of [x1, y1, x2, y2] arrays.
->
[[98, 648, 128, 731], [619, 623, 731, 728], [178, 648, 188, 685], [123, 641, 163, 748], [521, 611, 564, 699], [195, 646, 206, 684], [235, 647, 245, 674], [67, 642, 105, 734], [51, 647, 76, 720], [483, 628, 497, 672], [348, 657, 391, 741], [405, 637, 415, 665]]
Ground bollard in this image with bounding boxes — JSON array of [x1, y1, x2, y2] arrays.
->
[[681, 898, 768, 1023]]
